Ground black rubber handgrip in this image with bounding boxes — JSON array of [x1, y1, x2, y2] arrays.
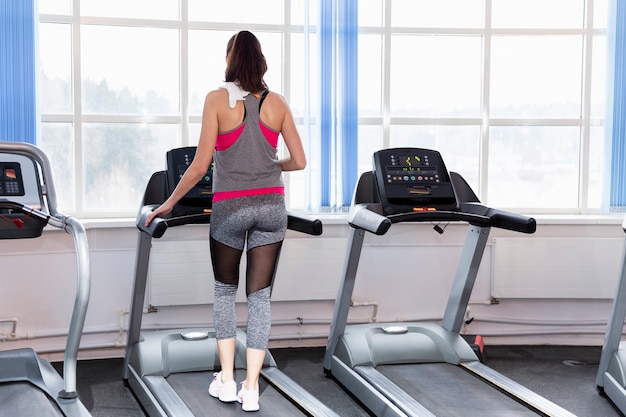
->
[[287, 211, 323, 236], [460, 203, 536, 234], [136, 205, 168, 238], [488, 210, 536, 234]]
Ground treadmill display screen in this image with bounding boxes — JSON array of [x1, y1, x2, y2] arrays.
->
[[175, 163, 213, 196], [0, 162, 25, 197], [166, 147, 213, 199], [383, 154, 440, 184], [373, 148, 457, 214], [166, 147, 213, 215]]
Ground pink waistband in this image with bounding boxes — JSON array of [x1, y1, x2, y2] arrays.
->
[[212, 186, 285, 203]]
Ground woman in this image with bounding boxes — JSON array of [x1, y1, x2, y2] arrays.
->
[[144, 30, 306, 412]]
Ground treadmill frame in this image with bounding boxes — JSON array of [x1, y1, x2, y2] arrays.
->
[[122, 169, 338, 417], [0, 142, 91, 417], [596, 215, 626, 414], [323, 168, 576, 417]]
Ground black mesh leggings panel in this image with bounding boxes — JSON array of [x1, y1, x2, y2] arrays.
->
[[210, 237, 283, 295]]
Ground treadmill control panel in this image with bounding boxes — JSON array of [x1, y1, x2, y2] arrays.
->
[[373, 148, 457, 214], [166, 146, 213, 213], [0, 162, 25, 197], [0, 153, 47, 238]]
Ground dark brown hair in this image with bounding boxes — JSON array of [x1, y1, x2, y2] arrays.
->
[[225, 31, 268, 93]]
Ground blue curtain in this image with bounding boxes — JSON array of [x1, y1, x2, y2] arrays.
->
[[320, 0, 334, 207], [0, 0, 37, 144], [338, 0, 358, 207], [607, 0, 626, 211], [319, 0, 358, 209]]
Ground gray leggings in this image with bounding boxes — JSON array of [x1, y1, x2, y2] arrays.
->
[[210, 194, 287, 350]]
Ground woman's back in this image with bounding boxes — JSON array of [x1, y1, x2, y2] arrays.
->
[[214, 88, 289, 134]]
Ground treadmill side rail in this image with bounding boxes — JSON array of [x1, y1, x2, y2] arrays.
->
[[261, 367, 338, 417], [126, 366, 169, 417], [330, 356, 411, 417], [356, 365, 438, 417], [602, 372, 626, 416], [144, 375, 196, 417], [462, 362, 577, 417]]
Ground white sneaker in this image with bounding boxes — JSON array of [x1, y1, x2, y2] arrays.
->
[[237, 382, 260, 412], [208, 372, 237, 402]]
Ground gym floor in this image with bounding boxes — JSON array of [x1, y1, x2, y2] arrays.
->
[[57, 345, 624, 417]]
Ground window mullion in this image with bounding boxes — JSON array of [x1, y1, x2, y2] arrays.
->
[[180, 0, 189, 146], [382, 0, 391, 150], [73, 0, 84, 217], [480, 0, 492, 204], [579, 0, 596, 213]]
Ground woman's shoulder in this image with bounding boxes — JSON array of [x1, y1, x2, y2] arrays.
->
[[202, 87, 230, 108], [207, 87, 229, 99], [264, 91, 289, 108]]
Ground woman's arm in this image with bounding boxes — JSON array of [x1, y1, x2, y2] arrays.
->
[[276, 95, 306, 172], [145, 92, 220, 225]]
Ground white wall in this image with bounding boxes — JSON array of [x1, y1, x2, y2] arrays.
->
[[0, 215, 624, 360]]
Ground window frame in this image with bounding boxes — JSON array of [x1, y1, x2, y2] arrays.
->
[[39, 2, 306, 218], [38, 0, 610, 218], [358, 0, 607, 215]]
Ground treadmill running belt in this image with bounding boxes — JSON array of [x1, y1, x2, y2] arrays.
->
[[374, 363, 538, 417], [0, 382, 64, 416], [166, 370, 308, 416]]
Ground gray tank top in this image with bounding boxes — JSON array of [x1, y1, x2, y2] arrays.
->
[[212, 91, 284, 196]]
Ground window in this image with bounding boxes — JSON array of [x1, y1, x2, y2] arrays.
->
[[38, 0, 608, 218], [39, 0, 316, 217], [359, 0, 608, 214]]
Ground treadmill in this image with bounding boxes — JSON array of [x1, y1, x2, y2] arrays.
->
[[0, 142, 91, 416], [596, 215, 626, 413], [123, 147, 339, 417], [323, 147, 577, 417]]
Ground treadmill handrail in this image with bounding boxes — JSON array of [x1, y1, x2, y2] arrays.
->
[[0, 200, 50, 223], [459, 202, 537, 234], [60, 215, 91, 398], [347, 203, 391, 235], [348, 202, 536, 235], [388, 210, 492, 227], [136, 204, 211, 238], [286, 210, 323, 236], [136, 205, 323, 238]]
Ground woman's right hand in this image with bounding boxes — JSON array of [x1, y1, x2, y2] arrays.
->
[[145, 201, 174, 226]]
